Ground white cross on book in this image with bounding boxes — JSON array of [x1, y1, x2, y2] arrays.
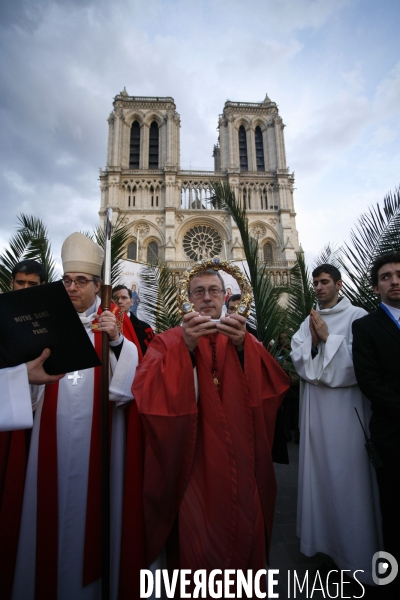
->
[[68, 371, 83, 385]]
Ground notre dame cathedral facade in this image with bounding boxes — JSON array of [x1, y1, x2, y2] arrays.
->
[[99, 88, 299, 283]]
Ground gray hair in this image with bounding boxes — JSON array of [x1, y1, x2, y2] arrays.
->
[[189, 269, 225, 292]]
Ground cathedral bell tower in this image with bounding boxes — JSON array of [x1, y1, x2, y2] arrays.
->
[[99, 89, 299, 284]]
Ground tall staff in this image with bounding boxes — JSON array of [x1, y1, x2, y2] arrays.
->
[[101, 207, 113, 600]]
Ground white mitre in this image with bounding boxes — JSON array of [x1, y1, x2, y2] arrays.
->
[[61, 232, 104, 276]]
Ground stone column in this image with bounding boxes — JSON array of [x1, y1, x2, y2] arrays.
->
[[227, 116, 235, 169], [140, 123, 149, 169], [267, 121, 277, 171], [171, 116, 177, 167], [274, 116, 286, 170], [138, 184, 143, 209], [173, 113, 180, 168], [100, 181, 107, 209], [247, 127, 256, 172], [278, 183, 286, 209], [287, 184, 295, 210], [218, 118, 226, 170], [166, 111, 173, 166], [111, 111, 122, 166], [108, 174, 121, 207], [164, 174, 177, 207], [262, 126, 269, 171], [107, 113, 114, 167], [113, 110, 125, 166], [176, 119, 181, 168], [120, 118, 128, 168], [159, 121, 167, 169]]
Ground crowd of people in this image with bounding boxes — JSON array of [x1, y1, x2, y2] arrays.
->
[[0, 233, 399, 599]]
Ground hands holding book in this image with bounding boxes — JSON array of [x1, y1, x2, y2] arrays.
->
[[26, 348, 65, 385]]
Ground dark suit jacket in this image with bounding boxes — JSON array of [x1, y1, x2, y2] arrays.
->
[[352, 307, 400, 461]]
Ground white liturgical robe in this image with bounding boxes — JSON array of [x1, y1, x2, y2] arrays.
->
[[291, 297, 383, 585], [0, 364, 33, 431], [11, 299, 138, 600]]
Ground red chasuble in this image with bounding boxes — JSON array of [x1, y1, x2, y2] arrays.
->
[[132, 328, 289, 576]]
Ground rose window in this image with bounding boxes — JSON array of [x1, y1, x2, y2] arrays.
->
[[183, 226, 222, 261]]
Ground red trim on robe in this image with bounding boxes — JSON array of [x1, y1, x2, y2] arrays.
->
[[36, 381, 59, 600], [132, 328, 289, 576], [118, 317, 148, 600], [82, 330, 104, 585], [0, 430, 30, 600]]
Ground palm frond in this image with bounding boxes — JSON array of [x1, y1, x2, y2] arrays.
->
[[85, 214, 132, 286], [286, 251, 315, 336], [139, 262, 182, 333], [210, 181, 287, 358], [0, 214, 57, 291], [339, 187, 400, 311], [312, 243, 341, 270]]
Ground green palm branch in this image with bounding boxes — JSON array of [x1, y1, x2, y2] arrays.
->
[[210, 180, 287, 357], [313, 243, 341, 269], [0, 214, 57, 291], [339, 187, 400, 311], [285, 250, 316, 337], [139, 262, 182, 333], [83, 214, 132, 286]]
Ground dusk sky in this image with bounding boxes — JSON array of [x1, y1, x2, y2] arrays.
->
[[1, 0, 399, 269]]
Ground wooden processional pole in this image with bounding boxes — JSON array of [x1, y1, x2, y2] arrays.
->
[[101, 207, 113, 600]]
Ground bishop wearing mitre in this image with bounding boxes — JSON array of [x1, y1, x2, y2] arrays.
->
[[9, 233, 139, 600]]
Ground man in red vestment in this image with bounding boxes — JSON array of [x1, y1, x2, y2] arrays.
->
[[132, 269, 289, 592]]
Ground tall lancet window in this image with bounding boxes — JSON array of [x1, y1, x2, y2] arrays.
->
[[129, 121, 140, 169], [238, 125, 248, 172], [149, 121, 159, 168], [147, 241, 158, 264], [127, 241, 137, 260], [255, 126, 265, 171], [263, 243, 273, 263]]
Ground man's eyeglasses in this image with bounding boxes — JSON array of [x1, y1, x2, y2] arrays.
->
[[62, 277, 95, 288], [189, 287, 224, 299]]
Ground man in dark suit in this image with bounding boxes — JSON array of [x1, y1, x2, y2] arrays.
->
[[112, 284, 155, 355], [352, 251, 400, 588]]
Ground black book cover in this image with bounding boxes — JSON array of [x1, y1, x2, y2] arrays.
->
[[0, 280, 102, 374]]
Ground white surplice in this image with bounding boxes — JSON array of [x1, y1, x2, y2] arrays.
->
[[0, 364, 33, 431], [12, 298, 138, 600], [291, 297, 383, 585]]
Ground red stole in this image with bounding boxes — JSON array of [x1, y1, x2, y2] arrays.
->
[[0, 429, 30, 600], [118, 322, 147, 600]]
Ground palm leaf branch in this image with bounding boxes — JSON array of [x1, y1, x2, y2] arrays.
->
[[285, 250, 315, 337], [83, 214, 132, 286], [339, 187, 400, 311], [139, 262, 182, 333], [210, 180, 287, 358], [0, 214, 57, 291]]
